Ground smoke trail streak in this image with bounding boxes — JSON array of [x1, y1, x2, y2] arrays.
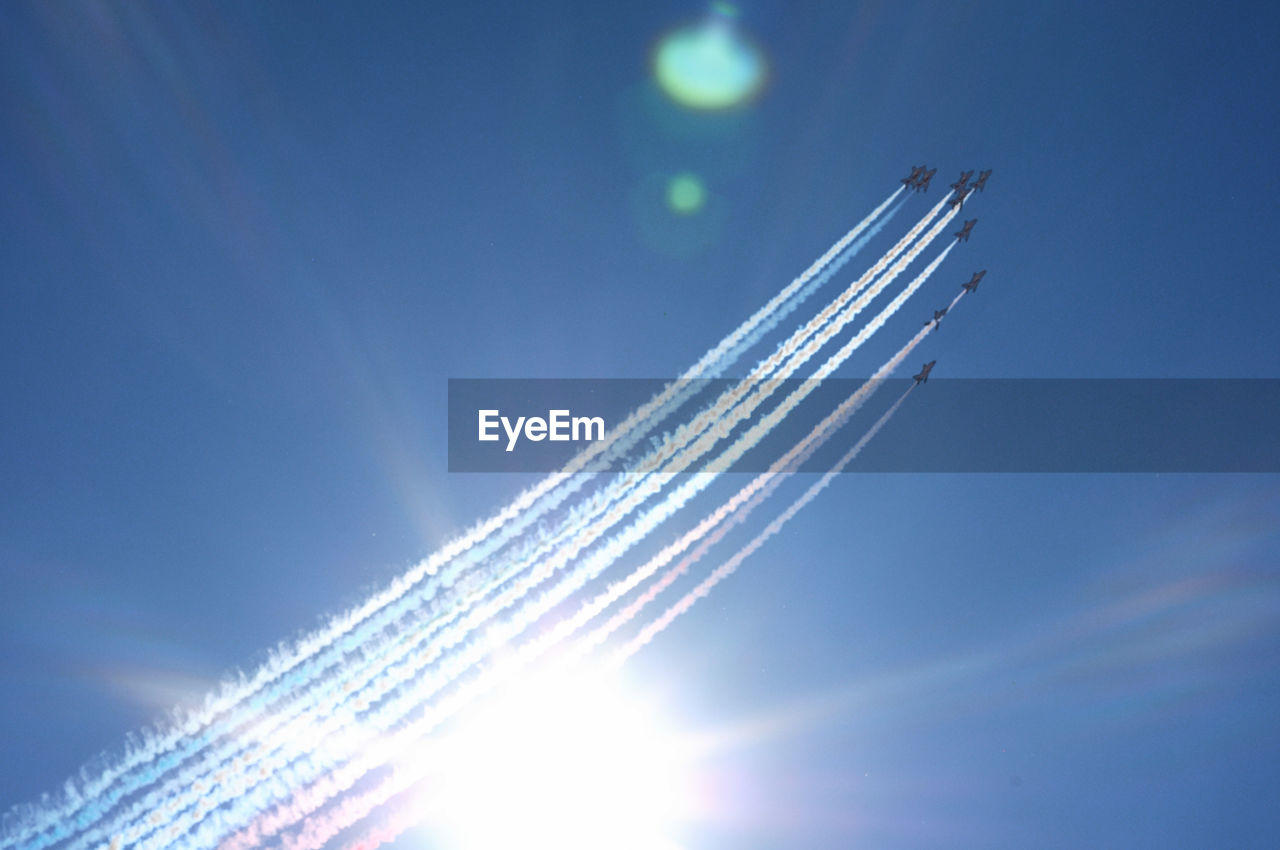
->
[[460, 192, 954, 605], [327, 384, 924, 850], [35, 188, 942, 850], [222, 312, 941, 850], [720, 194, 908, 367], [70, 191, 923, 850], [417, 186, 912, 594], [128, 208, 961, 850], [626, 191, 950, 480], [55, 197, 921, 850], [95, 190, 936, 850], [555, 259, 961, 669], [415, 188, 941, 628], [20, 188, 908, 850], [614, 321, 953, 664], [206, 241, 958, 850], [376, 192, 956, 676]]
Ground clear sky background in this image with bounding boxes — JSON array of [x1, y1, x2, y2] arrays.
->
[[2, 2, 1279, 848]]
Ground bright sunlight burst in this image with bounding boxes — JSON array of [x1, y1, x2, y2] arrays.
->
[[416, 665, 694, 850]]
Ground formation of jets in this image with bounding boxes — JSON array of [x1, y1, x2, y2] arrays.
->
[[901, 167, 993, 388], [949, 168, 991, 208], [900, 164, 937, 192], [902, 166, 991, 199]]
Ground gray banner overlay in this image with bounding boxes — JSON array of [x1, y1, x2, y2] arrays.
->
[[447, 379, 1280, 473]]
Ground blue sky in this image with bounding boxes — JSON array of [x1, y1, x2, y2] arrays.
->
[[2, 2, 1279, 848]]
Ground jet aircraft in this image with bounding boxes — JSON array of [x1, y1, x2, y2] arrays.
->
[[961, 270, 986, 293], [972, 169, 992, 192], [924, 307, 948, 331], [901, 165, 926, 188], [949, 186, 973, 209], [913, 360, 936, 384], [916, 168, 937, 192], [950, 170, 974, 192], [954, 219, 976, 242]]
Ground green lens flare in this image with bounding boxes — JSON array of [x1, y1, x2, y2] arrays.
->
[[666, 173, 706, 214], [653, 20, 765, 110]]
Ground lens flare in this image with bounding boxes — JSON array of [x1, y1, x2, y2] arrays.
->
[[653, 17, 766, 110], [666, 172, 707, 214]]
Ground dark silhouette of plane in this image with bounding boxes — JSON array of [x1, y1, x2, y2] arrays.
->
[[962, 270, 986, 293], [913, 360, 936, 384], [955, 219, 976, 242], [972, 169, 992, 192], [950, 170, 974, 192], [924, 307, 948, 332], [949, 186, 973, 209], [901, 165, 926, 188], [916, 168, 937, 192]]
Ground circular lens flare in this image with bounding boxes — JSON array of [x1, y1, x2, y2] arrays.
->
[[666, 173, 707, 214], [653, 17, 766, 110]]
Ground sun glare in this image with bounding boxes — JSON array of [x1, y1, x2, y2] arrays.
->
[[652, 14, 766, 110], [418, 666, 693, 850]]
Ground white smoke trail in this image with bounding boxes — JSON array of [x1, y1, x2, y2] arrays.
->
[[74, 213, 947, 850], [614, 321, 951, 663], [117, 207, 961, 850], [60, 194, 957, 850], [193, 239, 959, 850], [79, 190, 941, 850], [217, 351, 925, 850], [235, 311, 947, 850], [13, 188, 910, 850], [324, 386, 926, 850], [382, 191, 956, 668]]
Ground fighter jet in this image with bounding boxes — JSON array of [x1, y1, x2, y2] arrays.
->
[[972, 169, 992, 192], [961, 270, 987, 293], [916, 168, 937, 192], [948, 186, 973, 209], [950, 170, 974, 192], [913, 360, 936, 384], [954, 219, 977, 242], [924, 307, 948, 332], [901, 165, 926, 188]]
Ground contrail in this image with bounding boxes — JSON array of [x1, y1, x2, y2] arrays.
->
[[117, 207, 962, 850], [424, 188, 944, 617], [614, 320, 953, 664], [275, 225, 967, 850], [482, 191, 952, 584], [217, 296, 948, 850], [325, 384, 925, 850], [47, 193, 916, 850], [408, 191, 952, 641], [395, 192, 957, 662], [199, 239, 960, 850], [721, 194, 908, 365], [14, 188, 909, 850], [416, 186, 913, 594], [547, 247, 963, 667], [13, 186, 961, 850]]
